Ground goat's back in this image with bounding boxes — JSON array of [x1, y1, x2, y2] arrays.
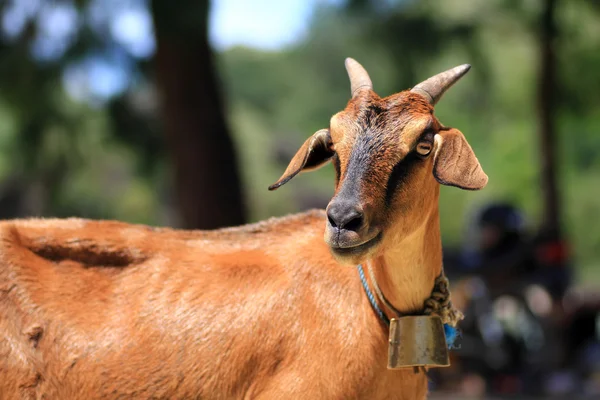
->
[[0, 212, 425, 399]]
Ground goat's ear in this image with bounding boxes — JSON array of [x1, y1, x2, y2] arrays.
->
[[269, 129, 334, 190], [433, 128, 488, 190]]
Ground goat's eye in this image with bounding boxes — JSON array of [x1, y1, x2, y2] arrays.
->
[[416, 141, 432, 156]]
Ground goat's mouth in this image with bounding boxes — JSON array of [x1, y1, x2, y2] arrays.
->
[[328, 231, 382, 257]]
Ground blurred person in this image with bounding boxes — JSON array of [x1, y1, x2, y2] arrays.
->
[[452, 203, 537, 296], [441, 203, 561, 396], [466, 202, 573, 300], [474, 203, 535, 295]]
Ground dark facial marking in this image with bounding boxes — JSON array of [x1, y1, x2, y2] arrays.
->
[[384, 152, 420, 207], [359, 104, 386, 130], [338, 128, 387, 198], [332, 153, 341, 184], [383, 117, 436, 205], [336, 105, 388, 196]]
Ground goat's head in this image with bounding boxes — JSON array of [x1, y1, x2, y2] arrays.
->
[[270, 58, 487, 264]]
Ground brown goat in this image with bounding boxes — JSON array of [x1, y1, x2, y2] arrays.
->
[[0, 58, 487, 399]]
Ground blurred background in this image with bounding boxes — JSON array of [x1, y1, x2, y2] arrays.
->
[[0, 0, 598, 397]]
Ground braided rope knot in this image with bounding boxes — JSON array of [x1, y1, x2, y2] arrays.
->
[[423, 275, 464, 328]]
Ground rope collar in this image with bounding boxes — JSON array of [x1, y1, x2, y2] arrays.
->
[[356, 263, 462, 348]]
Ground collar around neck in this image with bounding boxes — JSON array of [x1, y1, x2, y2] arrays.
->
[[356, 263, 463, 348]]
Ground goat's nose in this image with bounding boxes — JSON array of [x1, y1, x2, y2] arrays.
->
[[327, 201, 364, 232]]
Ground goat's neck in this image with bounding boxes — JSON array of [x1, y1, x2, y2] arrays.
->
[[370, 207, 443, 315]]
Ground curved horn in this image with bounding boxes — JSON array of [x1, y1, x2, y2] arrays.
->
[[411, 64, 471, 105], [345, 57, 373, 98]]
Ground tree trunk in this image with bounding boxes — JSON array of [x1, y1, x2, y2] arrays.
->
[[537, 0, 560, 239], [535, 0, 573, 300], [150, 0, 246, 229]]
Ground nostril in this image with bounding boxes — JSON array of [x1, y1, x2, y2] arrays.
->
[[344, 213, 363, 232], [327, 212, 338, 228]]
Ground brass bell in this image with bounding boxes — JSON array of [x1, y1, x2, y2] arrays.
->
[[387, 315, 450, 369]]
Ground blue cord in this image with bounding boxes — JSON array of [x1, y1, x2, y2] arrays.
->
[[357, 264, 390, 326], [356, 264, 458, 349]]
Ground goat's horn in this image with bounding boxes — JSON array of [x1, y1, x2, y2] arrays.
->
[[345, 57, 373, 98], [411, 64, 471, 105]]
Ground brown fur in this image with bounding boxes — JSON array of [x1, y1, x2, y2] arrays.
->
[[0, 214, 427, 399], [0, 70, 486, 399]]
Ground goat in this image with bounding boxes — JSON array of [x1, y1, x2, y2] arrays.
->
[[0, 58, 487, 399]]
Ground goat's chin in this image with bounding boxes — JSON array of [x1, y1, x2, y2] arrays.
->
[[325, 232, 382, 266], [329, 251, 370, 266]]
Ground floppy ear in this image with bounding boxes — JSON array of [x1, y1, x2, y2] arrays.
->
[[433, 128, 488, 190], [269, 129, 334, 190]]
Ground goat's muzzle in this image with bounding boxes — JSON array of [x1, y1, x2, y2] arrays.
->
[[324, 199, 381, 261]]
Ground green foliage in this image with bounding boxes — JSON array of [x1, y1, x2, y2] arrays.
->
[[0, 0, 166, 224]]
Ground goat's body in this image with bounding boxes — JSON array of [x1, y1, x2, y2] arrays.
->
[[0, 210, 426, 399]]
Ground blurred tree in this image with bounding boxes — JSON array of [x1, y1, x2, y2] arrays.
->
[[537, 0, 560, 238], [0, 0, 247, 229], [151, 0, 247, 229]]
